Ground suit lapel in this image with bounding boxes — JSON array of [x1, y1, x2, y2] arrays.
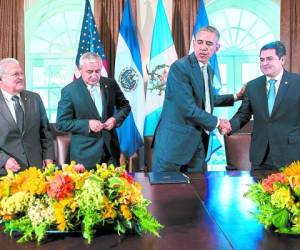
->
[[21, 91, 30, 136], [271, 71, 290, 116], [256, 77, 269, 117], [190, 54, 205, 104], [0, 90, 18, 129], [100, 78, 109, 121]]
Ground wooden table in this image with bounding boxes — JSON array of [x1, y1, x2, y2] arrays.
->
[[0, 171, 299, 250]]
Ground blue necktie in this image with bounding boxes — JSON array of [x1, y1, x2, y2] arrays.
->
[[267, 79, 276, 115], [90, 85, 102, 117], [12, 95, 24, 132]]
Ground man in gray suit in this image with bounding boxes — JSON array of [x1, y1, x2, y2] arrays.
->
[[152, 26, 241, 173], [225, 41, 300, 170], [0, 58, 54, 175], [56, 52, 130, 169]]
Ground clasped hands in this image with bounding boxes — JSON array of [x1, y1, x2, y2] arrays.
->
[[89, 117, 116, 133], [218, 118, 232, 135]]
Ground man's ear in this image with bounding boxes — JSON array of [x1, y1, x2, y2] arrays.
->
[[216, 43, 220, 52], [280, 55, 286, 65]]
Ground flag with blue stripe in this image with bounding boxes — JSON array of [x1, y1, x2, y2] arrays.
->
[[114, 0, 145, 157], [144, 0, 178, 136], [76, 0, 108, 77], [189, 0, 222, 163]]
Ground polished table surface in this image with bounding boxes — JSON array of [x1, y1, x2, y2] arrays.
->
[[0, 171, 299, 250]]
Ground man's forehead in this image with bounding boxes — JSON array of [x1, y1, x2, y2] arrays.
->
[[260, 49, 276, 57], [195, 31, 217, 41]]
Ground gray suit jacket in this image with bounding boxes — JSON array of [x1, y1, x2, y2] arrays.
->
[[0, 90, 54, 175], [152, 53, 234, 172], [230, 71, 300, 167]]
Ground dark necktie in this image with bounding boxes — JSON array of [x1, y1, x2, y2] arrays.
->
[[12, 95, 24, 132], [202, 64, 211, 114], [267, 79, 276, 115]]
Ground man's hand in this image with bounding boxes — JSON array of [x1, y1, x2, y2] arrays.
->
[[236, 84, 247, 100], [43, 159, 53, 168], [103, 117, 117, 131], [218, 118, 232, 135], [5, 157, 21, 172], [89, 119, 104, 133]]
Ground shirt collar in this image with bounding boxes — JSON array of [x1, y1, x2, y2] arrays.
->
[[85, 83, 100, 90], [0, 88, 21, 101], [266, 69, 284, 83], [198, 62, 209, 68]]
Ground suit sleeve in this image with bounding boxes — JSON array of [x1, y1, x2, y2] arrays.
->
[[56, 87, 90, 135], [37, 94, 55, 160], [230, 86, 252, 132], [111, 80, 131, 127], [167, 62, 218, 131], [214, 94, 234, 107]]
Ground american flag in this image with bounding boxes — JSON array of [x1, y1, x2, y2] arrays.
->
[[75, 0, 108, 76]]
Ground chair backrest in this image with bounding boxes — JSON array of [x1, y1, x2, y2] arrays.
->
[[55, 134, 71, 166], [224, 121, 253, 170], [50, 124, 71, 166]]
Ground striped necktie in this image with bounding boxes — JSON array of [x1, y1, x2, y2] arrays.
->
[[12, 95, 24, 132]]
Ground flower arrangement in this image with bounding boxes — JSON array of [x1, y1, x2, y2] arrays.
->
[[0, 162, 163, 244], [245, 161, 300, 234]]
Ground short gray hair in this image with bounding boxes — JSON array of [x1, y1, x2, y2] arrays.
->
[[79, 52, 101, 68], [0, 58, 20, 78], [196, 25, 220, 41]]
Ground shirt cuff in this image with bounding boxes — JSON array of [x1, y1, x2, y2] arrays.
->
[[216, 118, 220, 128]]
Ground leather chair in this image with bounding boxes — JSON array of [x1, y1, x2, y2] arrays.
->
[[55, 134, 71, 166], [50, 124, 71, 166], [224, 121, 253, 170]]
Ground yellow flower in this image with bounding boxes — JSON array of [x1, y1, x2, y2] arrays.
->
[[101, 196, 117, 219], [271, 187, 294, 209], [11, 167, 47, 195], [54, 197, 77, 231], [0, 179, 12, 198], [283, 161, 300, 177], [120, 204, 132, 220]]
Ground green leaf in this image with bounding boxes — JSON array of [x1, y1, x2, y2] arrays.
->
[[272, 209, 289, 229]]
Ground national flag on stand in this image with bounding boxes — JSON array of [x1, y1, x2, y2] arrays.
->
[[114, 0, 145, 157], [75, 0, 108, 77], [144, 0, 178, 136], [189, 0, 222, 163]]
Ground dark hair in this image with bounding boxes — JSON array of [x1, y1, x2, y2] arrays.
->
[[260, 41, 286, 59]]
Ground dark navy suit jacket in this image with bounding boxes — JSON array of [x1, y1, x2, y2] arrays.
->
[[56, 77, 130, 168], [230, 70, 300, 167], [152, 53, 234, 172]]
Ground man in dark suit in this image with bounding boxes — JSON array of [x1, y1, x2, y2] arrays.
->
[[152, 26, 241, 173], [225, 41, 300, 170], [0, 58, 54, 175], [56, 52, 130, 169]]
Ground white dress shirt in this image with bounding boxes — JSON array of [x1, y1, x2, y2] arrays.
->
[[0, 89, 23, 123]]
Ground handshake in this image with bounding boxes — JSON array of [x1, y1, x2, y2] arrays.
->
[[218, 118, 232, 135]]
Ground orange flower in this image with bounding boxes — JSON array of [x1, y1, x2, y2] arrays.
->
[[262, 173, 289, 193], [120, 172, 133, 183], [47, 174, 75, 200]]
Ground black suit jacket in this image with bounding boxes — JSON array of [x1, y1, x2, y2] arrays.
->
[[56, 77, 130, 168], [230, 70, 300, 167], [0, 90, 54, 174]]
